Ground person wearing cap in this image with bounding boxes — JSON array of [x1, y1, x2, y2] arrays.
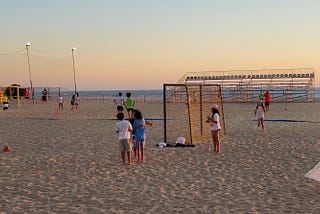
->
[[206, 104, 221, 153]]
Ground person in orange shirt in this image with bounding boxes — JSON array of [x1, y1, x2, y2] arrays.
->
[[264, 91, 271, 111]]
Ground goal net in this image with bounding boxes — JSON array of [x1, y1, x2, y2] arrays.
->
[[163, 83, 225, 144]]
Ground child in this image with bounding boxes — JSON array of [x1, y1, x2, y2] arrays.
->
[[133, 110, 152, 163], [125, 92, 135, 118], [255, 100, 265, 130], [115, 112, 133, 165], [258, 90, 264, 101], [114, 92, 124, 114], [206, 104, 221, 153]]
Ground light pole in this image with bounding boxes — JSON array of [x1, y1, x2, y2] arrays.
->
[[71, 47, 77, 94], [25, 42, 33, 103]]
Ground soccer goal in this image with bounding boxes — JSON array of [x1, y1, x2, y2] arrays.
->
[[163, 83, 226, 145]]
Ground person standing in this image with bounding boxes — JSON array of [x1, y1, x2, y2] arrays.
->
[[133, 110, 152, 163], [2, 95, 9, 110], [115, 112, 133, 165], [206, 104, 221, 153], [255, 100, 265, 130], [70, 94, 75, 110], [74, 93, 80, 110], [42, 88, 48, 101], [114, 92, 124, 114], [264, 91, 271, 111], [57, 93, 64, 109], [71, 93, 80, 111], [125, 92, 135, 118], [258, 90, 264, 101]]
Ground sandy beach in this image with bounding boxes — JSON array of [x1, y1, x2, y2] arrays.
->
[[1, 98, 320, 213]]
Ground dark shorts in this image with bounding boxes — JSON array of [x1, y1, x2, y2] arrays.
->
[[265, 102, 270, 106], [117, 106, 124, 111], [126, 108, 134, 112]]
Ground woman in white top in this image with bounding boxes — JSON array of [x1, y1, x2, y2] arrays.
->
[[206, 104, 221, 153]]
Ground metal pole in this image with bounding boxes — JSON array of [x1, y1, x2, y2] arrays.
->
[[163, 84, 167, 143], [26, 43, 34, 104], [72, 48, 77, 94]]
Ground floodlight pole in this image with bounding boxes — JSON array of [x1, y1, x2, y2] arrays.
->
[[71, 47, 77, 94], [25, 42, 34, 104]]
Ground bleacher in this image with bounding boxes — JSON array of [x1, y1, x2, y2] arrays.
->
[[178, 68, 316, 103], [185, 72, 314, 81]]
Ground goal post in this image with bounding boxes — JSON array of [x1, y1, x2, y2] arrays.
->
[[163, 83, 226, 145]]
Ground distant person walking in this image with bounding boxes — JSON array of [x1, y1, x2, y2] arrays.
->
[[114, 92, 124, 114], [206, 104, 221, 153], [115, 112, 133, 165], [255, 100, 265, 130], [125, 92, 135, 118], [264, 91, 271, 111]]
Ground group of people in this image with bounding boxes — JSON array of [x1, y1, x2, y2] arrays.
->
[[255, 91, 272, 130], [55, 92, 80, 111], [114, 92, 152, 165], [115, 91, 222, 159], [41, 88, 79, 111], [114, 92, 135, 117]]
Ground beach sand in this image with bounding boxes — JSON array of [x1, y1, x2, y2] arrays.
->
[[1, 99, 320, 213]]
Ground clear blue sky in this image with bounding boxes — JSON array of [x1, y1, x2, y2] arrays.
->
[[1, 0, 320, 90]]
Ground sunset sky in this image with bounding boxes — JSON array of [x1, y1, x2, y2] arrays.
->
[[1, 0, 320, 90]]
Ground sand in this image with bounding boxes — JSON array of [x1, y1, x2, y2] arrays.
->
[[1, 98, 320, 213]]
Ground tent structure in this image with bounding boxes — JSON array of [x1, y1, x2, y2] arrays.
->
[[305, 161, 320, 182]]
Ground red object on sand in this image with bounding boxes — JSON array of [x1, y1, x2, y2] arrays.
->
[[3, 145, 11, 152]]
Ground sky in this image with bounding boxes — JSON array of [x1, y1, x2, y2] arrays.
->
[[1, 0, 320, 90]]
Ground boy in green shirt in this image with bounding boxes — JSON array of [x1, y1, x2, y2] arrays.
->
[[125, 92, 135, 118]]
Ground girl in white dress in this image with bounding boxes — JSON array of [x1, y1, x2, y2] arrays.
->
[[255, 100, 266, 130]]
